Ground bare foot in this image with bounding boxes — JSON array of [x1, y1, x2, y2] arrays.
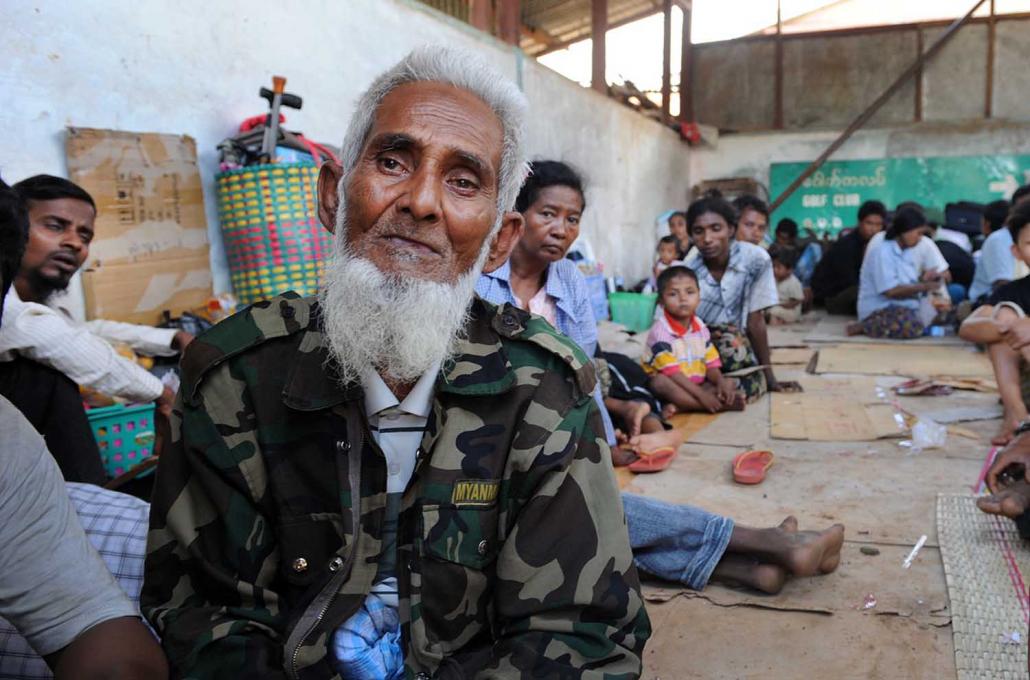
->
[[626, 401, 651, 439], [711, 554, 787, 594], [977, 480, 1030, 518], [777, 523, 846, 577], [661, 403, 678, 420], [611, 446, 640, 467], [845, 322, 865, 337], [721, 392, 746, 412], [631, 427, 682, 455]]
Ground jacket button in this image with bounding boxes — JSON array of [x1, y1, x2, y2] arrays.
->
[[336, 440, 350, 454], [415, 673, 431, 680], [328, 556, 344, 572], [477, 540, 488, 556], [292, 557, 308, 573], [281, 305, 295, 319], [501, 313, 518, 328]]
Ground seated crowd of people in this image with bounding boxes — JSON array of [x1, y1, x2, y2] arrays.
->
[[0, 45, 1028, 678]]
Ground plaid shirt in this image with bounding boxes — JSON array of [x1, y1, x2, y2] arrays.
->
[[684, 241, 779, 330], [476, 259, 617, 444], [0, 484, 149, 680]]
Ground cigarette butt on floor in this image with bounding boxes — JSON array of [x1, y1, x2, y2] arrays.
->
[[902, 534, 928, 569]]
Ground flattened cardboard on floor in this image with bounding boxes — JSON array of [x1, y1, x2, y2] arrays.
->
[[66, 127, 211, 323], [814, 343, 993, 378], [771, 376, 904, 441]]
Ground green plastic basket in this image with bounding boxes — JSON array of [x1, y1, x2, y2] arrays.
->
[[87, 403, 156, 478], [608, 292, 658, 333]]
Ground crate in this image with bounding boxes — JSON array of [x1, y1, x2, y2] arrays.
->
[[88, 403, 156, 478], [608, 292, 658, 333], [216, 162, 333, 305]]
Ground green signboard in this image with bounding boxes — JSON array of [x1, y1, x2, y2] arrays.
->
[[769, 154, 1030, 237]]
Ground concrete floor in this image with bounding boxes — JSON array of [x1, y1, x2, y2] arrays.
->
[[625, 314, 1000, 679]]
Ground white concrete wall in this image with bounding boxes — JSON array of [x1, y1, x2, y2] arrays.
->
[[2, 0, 690, 318], [689, 120, 1030, 201]]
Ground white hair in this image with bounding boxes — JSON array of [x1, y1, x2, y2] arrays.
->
[[338, 44, 530, 224]]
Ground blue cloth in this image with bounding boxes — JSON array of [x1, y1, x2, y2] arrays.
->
[[794, 242, 822, 287], [331, 598, 405, 680], [476, 259, 617, 445], [857, 239, 922, 322], [622, 493, 734, 589], [970, 228, 1015, 301], [683, 241, 779, 330]]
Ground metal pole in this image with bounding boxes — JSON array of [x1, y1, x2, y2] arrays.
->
[[770, 0, 988, 213], [591, 0, 608, 93], [662, 0, 673, 122]]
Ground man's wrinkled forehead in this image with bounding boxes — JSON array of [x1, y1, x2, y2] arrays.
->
[[363, 81, 504, 183]]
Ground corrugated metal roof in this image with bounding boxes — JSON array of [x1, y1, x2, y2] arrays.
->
[[520, 0, 664, 55]]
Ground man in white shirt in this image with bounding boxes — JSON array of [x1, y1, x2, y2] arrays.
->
[[0, 175, 192, 481], [0, 175, 168, 680]]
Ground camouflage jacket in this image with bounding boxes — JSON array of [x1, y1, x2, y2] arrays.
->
[[142, 292, 650, 680]]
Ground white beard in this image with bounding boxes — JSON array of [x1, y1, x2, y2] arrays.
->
[[318, 226, 492, 387]]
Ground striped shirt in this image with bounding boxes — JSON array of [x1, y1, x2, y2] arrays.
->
[[641, 312, 721, 383], [684, 241, 779, 330], [0, 290, 175, 403]]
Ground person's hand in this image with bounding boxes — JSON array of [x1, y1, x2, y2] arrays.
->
[[921, 269, 942, 282], [153, 386, 176, 457], [172, 330, 195, 352], [1000, 318, 1030, 351], [698, 390, 722, 413], [716, 378, 737, 404], [987, 431, 1030, 491]]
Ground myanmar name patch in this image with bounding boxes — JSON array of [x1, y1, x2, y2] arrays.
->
[[451, 479, 499, 506]]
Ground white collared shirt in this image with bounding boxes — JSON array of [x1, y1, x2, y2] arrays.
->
[[0, 289, 175, 402], [359, 362, 440, 610]]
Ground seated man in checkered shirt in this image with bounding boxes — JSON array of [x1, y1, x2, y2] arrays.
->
[[0, 177, 167, 680]]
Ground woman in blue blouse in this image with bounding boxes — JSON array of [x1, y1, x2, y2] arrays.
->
[[478, 160, 846, 595], [856, 207, 940, 339]]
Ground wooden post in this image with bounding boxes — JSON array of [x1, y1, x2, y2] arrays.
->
[[591, 0, 607, 93], [469, 0, 493, 34], [679, 1, 693, 121], [774, 0, 784, 129], [662, 0, 673, 122], [986, 0, 996, 118], [915, 28, 924, 122], [497, 0, 520, 46]]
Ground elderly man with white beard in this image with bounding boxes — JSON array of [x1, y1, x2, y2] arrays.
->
[[141, 46, 650, 680]]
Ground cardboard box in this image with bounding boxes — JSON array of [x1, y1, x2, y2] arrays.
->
[[82, 255, 213, 326], [66, 127, 212, 323]]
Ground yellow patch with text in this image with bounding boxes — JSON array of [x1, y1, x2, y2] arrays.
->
[[451, 480, 499, 506]]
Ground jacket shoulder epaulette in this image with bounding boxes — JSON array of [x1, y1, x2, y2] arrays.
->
[[179, 292, 312, 404], [485, 300, 597, 399]]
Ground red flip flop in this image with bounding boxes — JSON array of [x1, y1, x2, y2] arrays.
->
[[628, 446, 677, 473], [733, 450, 774, 485]]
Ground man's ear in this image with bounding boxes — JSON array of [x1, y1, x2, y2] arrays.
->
[[482, 212, 524, 274], [317, 162, 344, 234]]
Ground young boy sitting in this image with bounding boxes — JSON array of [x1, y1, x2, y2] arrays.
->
[[643, 266, 745, 414], [959, 201, 1030, 445], [767, 246, 804, 325]]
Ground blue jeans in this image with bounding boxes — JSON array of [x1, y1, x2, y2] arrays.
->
[[622, 493, 734, 589]]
